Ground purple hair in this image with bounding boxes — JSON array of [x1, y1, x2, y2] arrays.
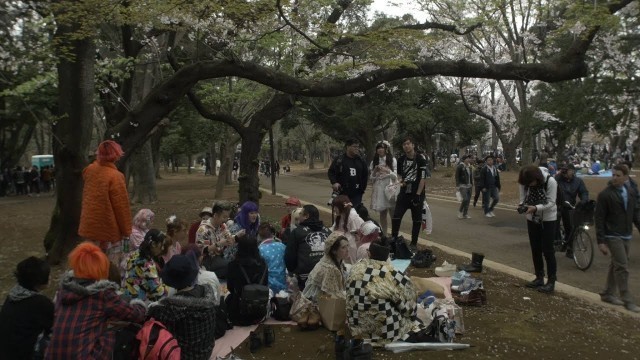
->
[[234, 201, 260, 236]]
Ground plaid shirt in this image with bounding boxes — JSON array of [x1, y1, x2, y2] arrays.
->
[[46, 274, 146, 360], [147, 284, 217, 360]]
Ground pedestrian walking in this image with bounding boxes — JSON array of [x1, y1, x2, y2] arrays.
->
[[369, 140, 397, 235], [478, 154, 501, 217], [455, 154, 473, 219]]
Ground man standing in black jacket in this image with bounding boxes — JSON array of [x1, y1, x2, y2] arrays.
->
[[478, 154, 501, 217], [328, 139, 369, 208], [595, 164, 640, 313], [391, 136, 428, 249]]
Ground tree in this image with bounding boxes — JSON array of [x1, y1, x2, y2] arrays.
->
[[36, 0, 636, 261]]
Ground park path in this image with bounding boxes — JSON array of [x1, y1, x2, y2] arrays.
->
[[262, 171, 639, 295]]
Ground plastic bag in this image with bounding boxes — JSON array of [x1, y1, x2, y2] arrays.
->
[[385, 181, 401, 202], [421, 200, 433, 235], [455, 190, 463, 202]]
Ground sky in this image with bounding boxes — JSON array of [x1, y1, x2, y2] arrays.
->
[[369, 0, 427, 19]]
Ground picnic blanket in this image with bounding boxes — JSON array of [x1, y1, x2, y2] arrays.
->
[[210, 318, 296, 359]]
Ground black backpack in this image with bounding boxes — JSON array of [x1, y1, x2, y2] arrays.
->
[[238, 265, 270, 324], [214, 296, 233, 339]]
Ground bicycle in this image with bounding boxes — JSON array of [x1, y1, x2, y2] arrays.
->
[[554, 200, 596, 271]]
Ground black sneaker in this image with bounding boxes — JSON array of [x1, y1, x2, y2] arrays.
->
[[349, 340, 373, 360], [335, 335, 348, 360], [525, 277, 544, 288], [565, 250, 574, 259]]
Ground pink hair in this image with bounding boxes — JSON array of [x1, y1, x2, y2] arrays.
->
[[96, 140, 124, 163]]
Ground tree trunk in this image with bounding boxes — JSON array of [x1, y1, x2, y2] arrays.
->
[[44, 31, 95, 264], [503, 141, 518, 171], [307, 141, 315, 169], [238, 130, 263, 203], [150, 128, 163, 179], [215, 140, 229, 198], [130, 140, 157, 204]]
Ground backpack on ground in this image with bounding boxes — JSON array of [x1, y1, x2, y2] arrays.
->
[[215, 296, 234, 339], [238, 265, 270, 324], [136, 318, 181, 360]]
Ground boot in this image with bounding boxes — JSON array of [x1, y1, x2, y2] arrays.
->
[[334, 335, 348, 360], [538, 279, 555, 294], [249, 331, 262, 353], [263, 326, 275, 347], [525, 276, 544, 288], [457, 252, 484, 273], [349, 340, 373, 360], [307, 309, 322, 329]]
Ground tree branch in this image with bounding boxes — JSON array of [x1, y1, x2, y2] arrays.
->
[[397, 21, 482, 35], [458, 78, 505, 141]]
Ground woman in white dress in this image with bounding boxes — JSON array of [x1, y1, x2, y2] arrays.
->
[[369, 141, 397, 235]]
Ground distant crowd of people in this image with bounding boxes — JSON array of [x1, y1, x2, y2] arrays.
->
[[0, 165, 55, 197]]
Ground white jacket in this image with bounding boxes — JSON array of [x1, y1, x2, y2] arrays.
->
[[518, 167, 558, 222]]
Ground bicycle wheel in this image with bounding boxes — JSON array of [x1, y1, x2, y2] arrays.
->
[[572, 228, 594, 271]]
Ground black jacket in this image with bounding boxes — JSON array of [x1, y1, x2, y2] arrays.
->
[[455, 163, 473, 187], [595, 184, 640, 244], [284, 219, 331, 278], [397, 153, 428, 195], [327, 153, 368, 196], [555, 174, 589, 206], [478, 165, 501, 190], [225, 258, 268, 326], [147, 284, 217, 360], [0, 286, 54, 360]]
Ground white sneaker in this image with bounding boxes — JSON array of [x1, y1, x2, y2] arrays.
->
[[489, 212, 496, 217], [458, 212, 464, 219], [464, 214, 472, 219], [485, 213, 492, 218]]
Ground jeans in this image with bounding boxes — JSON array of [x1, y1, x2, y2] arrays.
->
[[602, 237, 633, 303], [473, 185, 483, 206], [391, 191, 424, 245], [482, 187, 500, 214], [347, 192, 364, 209], [458, 186, 472, 216], [527, 220, 557, 280]]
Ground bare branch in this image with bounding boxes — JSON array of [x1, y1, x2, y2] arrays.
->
[[398, 21, 482, 35]]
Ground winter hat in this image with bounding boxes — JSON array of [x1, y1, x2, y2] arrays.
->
[[359, 221, 380, 236], [285, 197, 302, 206], [161, 254, 200, 290], [68, 242, 110, 281], [96, 140, 124, 163], [369, 240, 390, 261], [199, 207, 213, 217]]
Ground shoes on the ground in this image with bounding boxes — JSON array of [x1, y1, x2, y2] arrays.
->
[[435, 261, 457, 277], [537, 281, 555, 294], [458, 212, 464, 219], [525, 277, 544, 288], [600, 294, 624, 306], [249, 331, 262, 353], [464, 214, 472, 219], [624, 303, 640, 313], [485, 213, 492, 218], [409, 242, 418, 252], [263, 326, 275, 347], [565, 250, 574, 259], [349, 340, 373, 360], [489, 211, 496, 217]]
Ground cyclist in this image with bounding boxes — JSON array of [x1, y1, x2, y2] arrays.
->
[[555, 164, 589, 258]]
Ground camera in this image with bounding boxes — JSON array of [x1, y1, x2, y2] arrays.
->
[[517, 204, 528, 214], [327, 190, 340, 206]]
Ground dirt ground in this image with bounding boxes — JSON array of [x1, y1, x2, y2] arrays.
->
[[0, 167, 638, 360]]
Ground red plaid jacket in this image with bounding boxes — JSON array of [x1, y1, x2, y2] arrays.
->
[[46, 274, 146, 360]]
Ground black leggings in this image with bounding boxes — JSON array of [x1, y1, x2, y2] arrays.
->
[[527, 220, 557, 281], [391, 191, 423, 245]]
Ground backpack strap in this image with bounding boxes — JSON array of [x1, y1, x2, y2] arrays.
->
[[258, 265, 267, 284], [239, 265, 252, 284]]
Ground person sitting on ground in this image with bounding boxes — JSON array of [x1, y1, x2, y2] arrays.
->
[[355, 221, 382, 261], [258, 222, 287, 293], [196, 201, 245, 278], [123, 229, 168, 301], [130, 208, 155, 250], [331, 195, 365, 263], [188, 207, 212, 245], [281, 207, 304, 244], [229, 201, 261, 239], [181, 244, 221, 305], [346, 238, 427, 346], [163, 215, 188, 263], [0, 256, 54, 359], [148, 254, 217, 360], [279, 196, 302, 239], [285, 204, 332, 290], [225, 236, 270, 326], [46, 243, 146, 360], [299, 233, 350, 328]]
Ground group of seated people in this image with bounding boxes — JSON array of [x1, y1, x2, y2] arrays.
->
[[0, 195, 433, 359]]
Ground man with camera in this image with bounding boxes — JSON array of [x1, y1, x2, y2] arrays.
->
[[391, 136, 428, 250], [555, 164, 589, 258], [328, 139, 369, 208]]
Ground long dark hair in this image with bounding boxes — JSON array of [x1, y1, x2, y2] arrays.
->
[[373, 141, 393, 169], [328, 235, 348, 268], [518, 165, 544, 189], [236, 235, 265, 267], [139, 229, 166, 260]]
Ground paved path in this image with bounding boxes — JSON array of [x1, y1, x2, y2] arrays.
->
[[262, 172, 640, 297]]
